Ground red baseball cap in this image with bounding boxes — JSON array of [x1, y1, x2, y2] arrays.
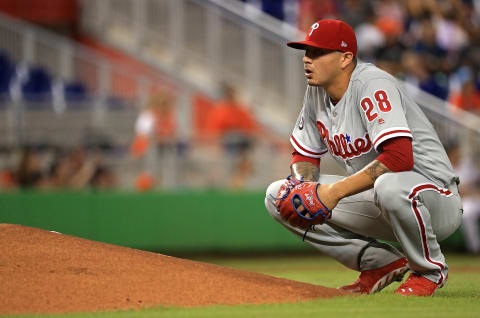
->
[[287, 19, 358, 56]]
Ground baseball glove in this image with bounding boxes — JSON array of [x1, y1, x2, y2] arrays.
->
[[274, 176, 332, 229]]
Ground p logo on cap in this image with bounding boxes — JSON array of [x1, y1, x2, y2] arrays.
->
[[287, 19, 358, 57], [309, 22, 319, 36]]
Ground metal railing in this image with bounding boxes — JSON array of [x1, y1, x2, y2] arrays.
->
[[0, 13, 195, 190], [80, 0, 307, 135], [0, 12, 168, 147], [79, 0, 480, 157], [0, 11, 296, 190], [2, 0, 480, 191]]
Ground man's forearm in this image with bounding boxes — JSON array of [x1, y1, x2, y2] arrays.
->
[[365, 160, 392, 182], [330, 160, 391, 200], [290, 161, 320, 181]]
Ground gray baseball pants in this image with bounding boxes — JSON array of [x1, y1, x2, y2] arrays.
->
[[265, 172, 463, 284]]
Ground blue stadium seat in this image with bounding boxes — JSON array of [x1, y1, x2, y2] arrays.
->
[[0, 51, 126, 112], [0, 52, 15, 102], [64, 81, 89, 103], [106, 96, 128, 110], [21, 66, 52, 103]]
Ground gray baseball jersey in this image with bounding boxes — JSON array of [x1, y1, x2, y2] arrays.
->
[[290, 62, 458, 188], [271, 62, 463, 285]]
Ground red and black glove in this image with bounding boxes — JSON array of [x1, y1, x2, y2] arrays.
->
[[275, 176, 332, 229]]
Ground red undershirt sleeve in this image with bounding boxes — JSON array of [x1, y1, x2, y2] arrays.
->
[[376, 137, 414, 172], [290, 150, 320, 167], [290, 138, 412, 171]]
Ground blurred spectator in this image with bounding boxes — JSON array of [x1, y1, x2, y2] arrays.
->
[[63, 147, 98, 189], [14, 147, 45, 189], [193, 94, 216, 138], [374, 30, 406, 77], [412, 14, 449, 74], [363, 1, 407, 76], [131, 91, 176, 159], [455, 30, 480, 92], [355, 11, 385, 62], [341, 0, 372, 29], [373, 0, 406, 38], [130, 90, 177, 191], [0, 168, 16, 189], [47, 152, 71, 188], [206, 84, 259, 189], [206, 85, 258, 138], [89, 164, 116, 189], [449, 80, 480, 114], [0, 145, 114, 191], [45, 146, 114, 190], [402, 51, 449, 100], [447, 141, 480, 254], [434, 4, 469, 52]]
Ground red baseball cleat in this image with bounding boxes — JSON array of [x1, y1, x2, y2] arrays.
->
[[394, 273, 444, 296], [339, 258, 409, 294]]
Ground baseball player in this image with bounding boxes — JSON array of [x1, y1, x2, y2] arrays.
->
[[265, 19, 463, 296]]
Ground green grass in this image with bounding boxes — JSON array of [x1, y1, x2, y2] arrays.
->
[[5, 254, 480, 318]]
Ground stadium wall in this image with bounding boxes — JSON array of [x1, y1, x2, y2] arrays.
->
[[0, 191, 466, 253]]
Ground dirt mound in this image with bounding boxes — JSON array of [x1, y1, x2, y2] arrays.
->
[[0, 224, 350, 315]]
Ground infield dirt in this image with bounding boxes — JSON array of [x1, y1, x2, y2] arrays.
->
[[0, 224, 350, 315]]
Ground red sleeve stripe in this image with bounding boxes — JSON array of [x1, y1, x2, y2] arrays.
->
[[291, 151, 320, 167], [373, 129, 412, 150], [290, 135, 327, 158]]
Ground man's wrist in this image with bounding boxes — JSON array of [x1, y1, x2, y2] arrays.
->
[[314, 181, 345, 203], [329, 181, 346, 201], [291, 161, 320, 181]]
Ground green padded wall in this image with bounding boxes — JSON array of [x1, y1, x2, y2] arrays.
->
[[0, 191, 310, 253], [0, 191, 465, 253]]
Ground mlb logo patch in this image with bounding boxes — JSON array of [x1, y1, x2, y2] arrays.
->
[[341, 41, 347, 48], [378, 118, 385, 124]]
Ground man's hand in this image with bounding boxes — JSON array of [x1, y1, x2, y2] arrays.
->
[[275, 179, 332, 229], [316, 183, 341, 211]]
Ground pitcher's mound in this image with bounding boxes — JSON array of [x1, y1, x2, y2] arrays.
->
[[0, 224, 351, 315]]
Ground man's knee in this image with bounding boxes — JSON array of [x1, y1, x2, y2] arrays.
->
[[462, 199, 480, 220], [374, 173, 408, 213], [265, 179, 285, 219]]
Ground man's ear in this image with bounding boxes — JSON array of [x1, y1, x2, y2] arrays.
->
[[341, 52, 354, 69]]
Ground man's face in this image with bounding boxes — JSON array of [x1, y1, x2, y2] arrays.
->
[[303, 47, 343, 86]]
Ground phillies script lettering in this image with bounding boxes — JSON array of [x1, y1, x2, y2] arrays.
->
[[317, 121, 372, 159]]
